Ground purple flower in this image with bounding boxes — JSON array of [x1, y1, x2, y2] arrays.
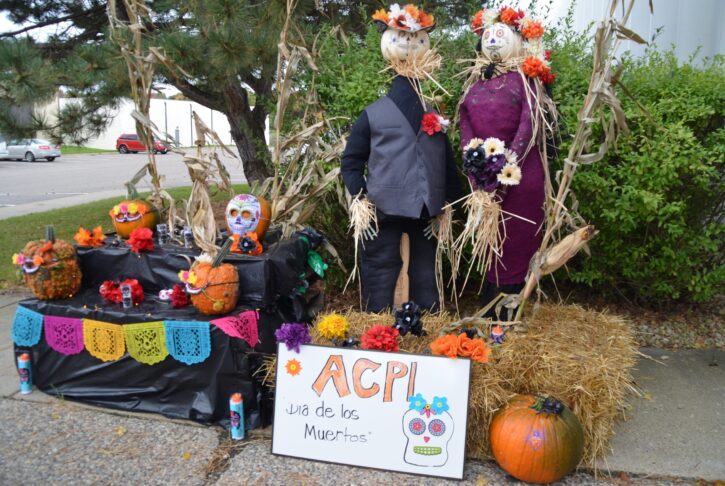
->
[[275, 323, 311, 353], [486, 154, 507, 174]]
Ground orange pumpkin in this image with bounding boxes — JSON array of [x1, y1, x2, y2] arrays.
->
[[13, 226, 82, 300], [181, 240, 239, 315], [489, 394, 584, 484], [109, 199, 159, 238], [225, 194, 271, 241]]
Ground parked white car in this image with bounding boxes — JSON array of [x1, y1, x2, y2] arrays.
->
[[5, 138, 61, 162]]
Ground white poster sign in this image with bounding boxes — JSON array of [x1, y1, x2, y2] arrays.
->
[[272, 344, 471, 479]]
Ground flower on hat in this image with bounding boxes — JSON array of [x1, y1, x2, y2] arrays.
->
[[500, 7, 525, 27], [372, 3, 434, 32], [521, 19, 545, 39]]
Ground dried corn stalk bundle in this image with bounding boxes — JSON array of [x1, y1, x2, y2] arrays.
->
[[521, 0, 646, 305]]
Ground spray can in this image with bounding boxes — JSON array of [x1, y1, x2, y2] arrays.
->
[[156, 223, 169, 246], [120, 283, 133, 309], [229, 393, 245, 440], [183, 226, 194, 249], [17, 353, 32, 394]]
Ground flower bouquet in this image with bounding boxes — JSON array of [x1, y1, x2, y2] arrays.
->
[[462, 137, 521, 191]]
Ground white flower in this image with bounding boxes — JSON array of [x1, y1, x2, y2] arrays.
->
[[498, 164, 522, 186], [437, 115, 450, 133], [403, 12, 421, 31], [484, 9, 499, 27], [504, 149, 518, 165], [483, 137, 506, 156], [389, 4, 403, 17], [464, 138, 485, 151], [195, 253, 214, 264], [526, 39, 544, 57]]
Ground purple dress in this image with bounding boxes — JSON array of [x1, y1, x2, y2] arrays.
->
[[460, 72, 545, 285]]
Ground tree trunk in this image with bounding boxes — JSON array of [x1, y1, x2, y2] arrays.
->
[[222, 83, 271, 184]]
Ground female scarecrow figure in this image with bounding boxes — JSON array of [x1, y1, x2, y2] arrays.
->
[[457, 6, 557, 316], [342, 4, 462, 312]]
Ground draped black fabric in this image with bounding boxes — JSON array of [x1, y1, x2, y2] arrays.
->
[[13, 233, 319, 428]]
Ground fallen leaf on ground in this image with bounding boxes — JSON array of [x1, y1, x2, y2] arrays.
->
[[476, 478, 490, 486], [182, 451, 192, 461], [114, 426, 127, 437], [642, 392, 653, 401]]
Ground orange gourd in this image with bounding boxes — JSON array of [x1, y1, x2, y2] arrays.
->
[[15, 226, 82, 300], [183, 240, 239, 315], [109, 199, 159, 238], [489, 394, 584, 484]]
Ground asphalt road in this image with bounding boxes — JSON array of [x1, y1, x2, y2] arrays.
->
[[0, 150, 246, 219]]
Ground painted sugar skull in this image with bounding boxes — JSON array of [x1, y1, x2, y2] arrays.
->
[[109, 199, 159, 239], [480, 23, 523, 61], [373, 4, 436, 64], [12, 226, 82, 300], [403, 394, 454, 467], [225, 194, 271, 240]]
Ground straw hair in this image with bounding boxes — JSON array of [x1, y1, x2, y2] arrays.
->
[[258, 302, 637, 469]]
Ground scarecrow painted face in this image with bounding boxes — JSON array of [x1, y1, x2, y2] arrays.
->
[[225, 194, 263, 236], [481, 23, 523, 61], [381, 28, 430, 63]]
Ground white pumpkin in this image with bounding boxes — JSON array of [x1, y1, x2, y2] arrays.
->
[[480, 23, 524, 61], [381, 28, 430, 63]]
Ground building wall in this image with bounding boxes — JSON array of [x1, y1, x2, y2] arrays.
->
[[45, 97, 235, 150]]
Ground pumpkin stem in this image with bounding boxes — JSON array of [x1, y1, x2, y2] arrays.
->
[[213, 239, 233, 267], [45, 225, 56, 243]]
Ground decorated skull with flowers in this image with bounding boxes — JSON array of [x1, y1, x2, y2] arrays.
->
[[471, 6, 555, 85], [462, 137, 522, 192], [402, 393, 455, 467]]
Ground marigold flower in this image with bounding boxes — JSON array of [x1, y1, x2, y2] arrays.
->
[[500, 7, 524, 26], [522, 55, 546, 78], [429, 334, 459, 358], [317, 313, 349, 340], [361, 325, 399, 352], [372, 8, 388, 23], [521, 20, 544, 39], [471, 9, 485, 34]]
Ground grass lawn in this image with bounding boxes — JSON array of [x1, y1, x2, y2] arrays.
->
[[61, 146, 116, 155], [0, 184, 248, 289]]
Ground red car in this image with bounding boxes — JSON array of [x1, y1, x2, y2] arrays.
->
[[116, 134, 168, 154]]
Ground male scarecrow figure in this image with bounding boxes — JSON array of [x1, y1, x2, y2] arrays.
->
[[341, 4, 463, 312]]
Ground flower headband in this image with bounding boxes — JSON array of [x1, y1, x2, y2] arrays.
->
[[373, 3, 435, 33], [408, 393, 450, 417], [471, 6, 544, 40]]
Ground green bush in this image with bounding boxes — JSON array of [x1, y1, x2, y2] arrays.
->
[[549, 29, 724, 302]]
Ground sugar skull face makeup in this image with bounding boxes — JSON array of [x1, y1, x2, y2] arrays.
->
[[481, 23, 523, 61]]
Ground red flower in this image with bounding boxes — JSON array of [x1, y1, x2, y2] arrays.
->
[[544, 50, 552, 61], [100, 278, 144, 305], [421, 112, 442, 136], [500, 7, 524, 27], [170, 283, 189, 308], [128, 227, 154, 253], [539, 67, 557, 85], [361, 325, 399, 352]]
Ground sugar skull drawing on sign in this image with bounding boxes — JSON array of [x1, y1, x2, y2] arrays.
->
[[402, 393, 454, 467]]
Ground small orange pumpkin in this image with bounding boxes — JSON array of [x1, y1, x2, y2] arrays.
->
[[489, 394, 584, 484], [181, 240, 239, 315], [109, 199, 159, 238], [13, 226, 82, 300], [225, 194, 271, 241]]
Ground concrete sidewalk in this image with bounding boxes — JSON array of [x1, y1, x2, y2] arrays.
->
[[1, 296, 723, 484]]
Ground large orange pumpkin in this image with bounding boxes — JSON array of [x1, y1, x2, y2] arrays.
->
[[225, 194, 271, 241], [182, 240, 239, 315], [13, 226, 82, 300], [489, 394, 584, 484], [109, 199, 159, 238]]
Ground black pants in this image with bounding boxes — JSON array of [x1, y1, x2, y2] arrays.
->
[[361, 218, 437, 313]]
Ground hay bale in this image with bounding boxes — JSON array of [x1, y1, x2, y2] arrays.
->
[[260, 303, 638, 468]]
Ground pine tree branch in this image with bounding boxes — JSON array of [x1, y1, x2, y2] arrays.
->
[[0, 5, 105, 39], [172, 79, 224, 112]]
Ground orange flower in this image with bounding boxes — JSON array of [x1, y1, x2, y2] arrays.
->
[[285, 358, 302, 376], [471, 9, 485, 34], [404, 4, 420, 19], [499, 7, 523, 26], [467, 340, 491, 363], [74, 226, 105, 247], [430, 334, 458, 358], [418, 11, 435, 28], [521, 20, 544, 39], [456, 332, 472, 354], [522, 56, 545, 78], [372, 8, 388, 23]]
